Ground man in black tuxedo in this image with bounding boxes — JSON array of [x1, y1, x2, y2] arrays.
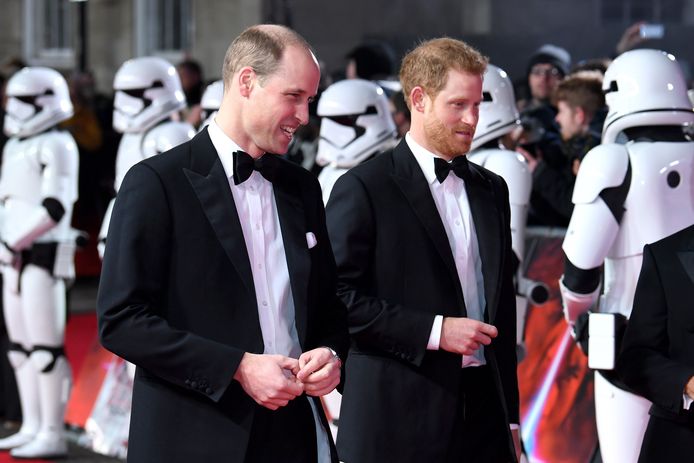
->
[[617, 224, 694, 462], [326, 37, 520, 462], [97, 25, 348, 463]]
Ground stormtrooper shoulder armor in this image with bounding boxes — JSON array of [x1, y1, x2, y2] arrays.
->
[[572, 144, 629, 205], [142, 122, 195, 158]]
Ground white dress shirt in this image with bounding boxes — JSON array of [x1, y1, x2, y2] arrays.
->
[[208, 120, 331, 462], [405, 133, 487, 367]]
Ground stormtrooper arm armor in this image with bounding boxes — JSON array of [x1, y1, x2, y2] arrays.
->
[[3, 135, 78, 251], [561, 144, 631, 324], [2, 200, 63, 251]]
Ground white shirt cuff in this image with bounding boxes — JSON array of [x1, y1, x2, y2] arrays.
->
[[683, 393, 693, 410], [509, 423, 520, 430], [427, 315, 443, 350]]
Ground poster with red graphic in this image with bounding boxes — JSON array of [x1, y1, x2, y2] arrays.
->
[[518, 232, 598, 463]]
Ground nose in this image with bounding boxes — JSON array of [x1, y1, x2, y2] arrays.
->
[[296, 102, 310, 126], [462, 107, 478, 127]]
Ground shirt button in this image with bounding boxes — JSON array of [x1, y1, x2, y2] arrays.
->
[[262, 301, 268, 307], [258, 263, 263, 269], [455, 219, 461, 226], [255, 224, 261, 230]]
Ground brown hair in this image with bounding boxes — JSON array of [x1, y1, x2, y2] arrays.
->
[[399, 37, 488, 109], [222, 24, 312, 87], [554, 72, 605, 120]]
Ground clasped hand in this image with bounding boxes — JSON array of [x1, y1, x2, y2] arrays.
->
[[234, 348, 341, 410]]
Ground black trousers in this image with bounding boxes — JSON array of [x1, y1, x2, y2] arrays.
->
[[445, 366, 514, 463], [245, 395, 318, 463], [638, 414, 694, 463]]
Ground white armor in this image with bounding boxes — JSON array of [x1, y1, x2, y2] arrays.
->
[[560, 49, 694, 463], [468, 65, 545, 357], [316, 79, 397, 203], [98, 57, 195, 258], [199, 79, 224, 130], [0, 67, 79, 458], [112, 56, 186, 134]]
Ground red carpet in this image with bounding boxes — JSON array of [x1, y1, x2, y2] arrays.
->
[[0, 312, 99, 463]]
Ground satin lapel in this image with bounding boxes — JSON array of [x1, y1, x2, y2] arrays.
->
[[465, 164, 502, 323], [274, 171, 310, 344], [183, 130, 255, 295], [390, 142, 465, 309]]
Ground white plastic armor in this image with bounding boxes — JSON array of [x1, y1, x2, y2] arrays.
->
[[0, 67, 78, 459], [112, 56, 186, 134], [200, 79, 224, 130], [4, 67, 73, 139], [602, 49, 694, 144], [470, 64, 520, 152], [316, 79, 397, 203], [560, 49, 694, 463], [469, 64, 545, 361], [98, 122, 195, 258]]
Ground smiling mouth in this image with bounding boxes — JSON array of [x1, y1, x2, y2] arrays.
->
[[281, 126, 296, 139]]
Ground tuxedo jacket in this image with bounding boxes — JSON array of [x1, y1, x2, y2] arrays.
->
[[326, 140, 519, 462], [618, 223, 694, 428], [97, 128, 348, 462]]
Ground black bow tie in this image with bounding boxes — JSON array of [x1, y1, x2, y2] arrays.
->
[[433, 156, 472, 183], [232, 150, 281, 185]]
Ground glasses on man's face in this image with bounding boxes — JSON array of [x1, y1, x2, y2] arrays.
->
[[530, 66, 561, 78]]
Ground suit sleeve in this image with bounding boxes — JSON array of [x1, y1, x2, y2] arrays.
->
[[326, 171, 436, 366], [306, 176, 350, 363], [617, 244, 694, 413], [493, 177, 520, 424], [97, 163, 242, 403]]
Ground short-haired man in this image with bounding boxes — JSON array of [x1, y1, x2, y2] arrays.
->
[[327, 37, 520, 462], [97, 24, 348, 463], [523, 73, 604, 225]]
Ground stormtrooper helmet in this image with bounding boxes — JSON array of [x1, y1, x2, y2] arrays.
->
[[4, 67, 74, 138], [113, 56, 186, 133], [471, 64, 520, 151], [316, 79, 397, 168], [602, 49, 694, 143], [199, 79, 223, 129]]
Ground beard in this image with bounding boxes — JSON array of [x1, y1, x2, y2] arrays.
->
[[423, 114, 475, 159]]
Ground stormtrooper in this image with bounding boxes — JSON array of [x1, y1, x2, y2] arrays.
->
[[0, 67, 79, 458], [316, 79, 398, 204], [98, 56, 195, 257], [468, 64, 547, 357], [560, 49, 694, 463], [199, 79, 223, 130]]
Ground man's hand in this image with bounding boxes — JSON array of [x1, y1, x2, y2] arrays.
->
[[686, 376, 694, 399], [440, 317, 498, 355], [516, 146, 538, 173], [295, 347, 341, 397], [233, 353, 303, 410]]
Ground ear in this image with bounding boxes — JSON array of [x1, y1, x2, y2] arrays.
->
[[575, 106, 587, 125], [410, 86, 427, 113], [237, 66, 256, 98]]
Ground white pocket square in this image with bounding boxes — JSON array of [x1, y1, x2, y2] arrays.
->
[[306, 232, 318, 249]]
